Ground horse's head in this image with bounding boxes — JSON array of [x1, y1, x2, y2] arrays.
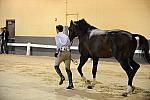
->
[[69, 19, 95, 41], [68, 20, 79, 41]]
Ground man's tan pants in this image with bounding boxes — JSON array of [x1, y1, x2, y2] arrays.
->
[[55, 51, 71, 69]]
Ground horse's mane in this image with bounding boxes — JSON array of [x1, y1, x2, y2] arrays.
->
[[75, 19, 97, 33]]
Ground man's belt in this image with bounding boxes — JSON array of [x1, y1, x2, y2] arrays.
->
[[60, 46, 70, 51]]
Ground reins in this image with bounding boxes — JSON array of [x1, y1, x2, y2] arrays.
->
[[71, 58, 78, 65], [70, 38, 78, 65]]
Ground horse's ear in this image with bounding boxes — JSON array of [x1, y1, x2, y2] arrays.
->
[[70, 20, 73, 25], [81, 18, 85, 21], [82, 18, 85, 21], [79, 18, 86, 24]]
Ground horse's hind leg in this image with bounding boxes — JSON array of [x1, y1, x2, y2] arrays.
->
[[78, 56, 88, 82], [117, 59, 135, 96], [127, 57, 140, 91]]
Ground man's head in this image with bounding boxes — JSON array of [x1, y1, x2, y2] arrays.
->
[[3, 27, 7, 31], [56, 25, 63, 33]]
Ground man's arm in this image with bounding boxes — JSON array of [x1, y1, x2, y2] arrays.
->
[[55, 36, 62, 57], [55, 36, 61, 51]]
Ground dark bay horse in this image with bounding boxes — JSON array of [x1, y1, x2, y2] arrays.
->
[[68, 19, 150, 96]]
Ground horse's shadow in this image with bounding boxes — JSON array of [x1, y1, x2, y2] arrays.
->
[[54, 88, 113, 100], [24, 83, 112, 99], [54, 83, 150, 100]]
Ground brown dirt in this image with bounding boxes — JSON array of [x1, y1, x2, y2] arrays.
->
[[0, 54, 150, 100]]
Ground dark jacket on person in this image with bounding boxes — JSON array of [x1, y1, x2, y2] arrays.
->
[[0, 30, 9, 43]]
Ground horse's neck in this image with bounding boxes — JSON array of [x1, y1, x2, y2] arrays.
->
[[78, 34, 89, 43], [77, 30, 91, 43], [77, 26, 93, 42]]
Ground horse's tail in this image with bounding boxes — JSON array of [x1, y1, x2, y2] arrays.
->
[[132, 34, 150, 63]]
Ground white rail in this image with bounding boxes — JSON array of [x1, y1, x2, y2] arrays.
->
[[7, 43, 149, 56], [7, 43, 78, 55]]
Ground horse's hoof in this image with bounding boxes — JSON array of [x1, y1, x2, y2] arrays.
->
[[87, 85, 93, 89], [66, 84, 74, 89], [122, 92, 128, 97], [86, 80, 91, 84], [122, 86, 135, 97]]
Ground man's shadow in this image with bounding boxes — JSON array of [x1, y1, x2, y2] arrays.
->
[[54, 88, 112, 100]]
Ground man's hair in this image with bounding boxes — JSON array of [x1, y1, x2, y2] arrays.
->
[[56, 25, 63, 32]]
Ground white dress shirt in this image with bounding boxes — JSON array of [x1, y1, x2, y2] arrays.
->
[[55, 32, 70, 51]]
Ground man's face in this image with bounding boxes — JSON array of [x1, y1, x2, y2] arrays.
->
[[56, 29, 59, 33]]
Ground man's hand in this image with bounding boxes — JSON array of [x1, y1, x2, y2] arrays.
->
[[54, 52, 58, 57]]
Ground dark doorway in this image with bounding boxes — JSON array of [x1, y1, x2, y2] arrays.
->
[[6, 19, 15, 53], [6, 19, 15, 38]]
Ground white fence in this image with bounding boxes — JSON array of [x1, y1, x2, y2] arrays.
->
[[7, 43, 78, 55], [7, 42, 150, 56]]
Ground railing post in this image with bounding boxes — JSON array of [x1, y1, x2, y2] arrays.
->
[[26, 43, 31, 56], [135, 37, 139, 50]]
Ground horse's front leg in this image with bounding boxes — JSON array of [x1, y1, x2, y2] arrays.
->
[[87, 58, 98, 89], [92, 58, 98, 85], [77, 56, 88, 83]]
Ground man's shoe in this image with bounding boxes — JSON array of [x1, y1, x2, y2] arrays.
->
[[66, 83, 74, 89], [59, 77, 65, 85]]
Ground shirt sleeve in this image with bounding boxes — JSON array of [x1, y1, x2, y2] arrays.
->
[[55, 36, 61, 52]]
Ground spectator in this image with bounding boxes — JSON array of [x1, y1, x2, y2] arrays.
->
[[0, 27, 3, 54], [0, 27, 9, 54]]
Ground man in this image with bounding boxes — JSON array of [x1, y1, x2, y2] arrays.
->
[[0, 27, 3, 53], [54, 25, 74, 89], [0, 27, 9, 54]]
